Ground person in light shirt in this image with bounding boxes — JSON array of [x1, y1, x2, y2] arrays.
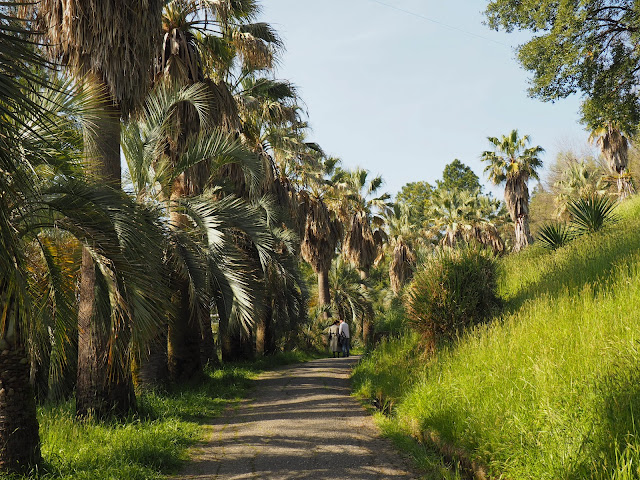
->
[[338, 318, 350, 357]]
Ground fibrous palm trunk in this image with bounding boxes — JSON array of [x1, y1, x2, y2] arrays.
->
[[0, 339, 41, 472], [166, 203, 203, 381], [76, 75, 135, 418], [505, 176, 533, 252], [317, 269, 330, 310], [167, 277, 202, 381], [359, 269, 374, 347]]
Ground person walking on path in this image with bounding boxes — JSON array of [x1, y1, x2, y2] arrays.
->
[[328, 319, 340, 357], [339, 318, 350, 357]]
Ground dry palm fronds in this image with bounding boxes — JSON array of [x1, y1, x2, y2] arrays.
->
[[597, 126, 629, 174], [470, 224, 505, 255], [344, 210, 378, 272], [232, 28, 273, 71], [504, 175, 530, 222], [204, 79, 240, 133], [389, 237, 416, 294], [37, 0, 163, 117], [299, 193, 341, 274]]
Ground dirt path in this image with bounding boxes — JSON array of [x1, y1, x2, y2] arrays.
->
[[175, 356, 423, 479]]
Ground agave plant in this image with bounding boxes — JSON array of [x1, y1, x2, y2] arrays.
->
[[536, 222, 574, 250], [567, 194, 617, 235]]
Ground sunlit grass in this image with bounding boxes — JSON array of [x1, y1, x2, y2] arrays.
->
[[354, 195, 640, 479]]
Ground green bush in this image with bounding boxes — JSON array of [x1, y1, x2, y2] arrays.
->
[[405, 247, 500, 351], [537, 221, 574, 250]]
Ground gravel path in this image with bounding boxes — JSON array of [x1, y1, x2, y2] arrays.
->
[[175, 356, 423, 479]]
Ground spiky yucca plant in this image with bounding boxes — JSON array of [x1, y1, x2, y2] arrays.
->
[[537, 222, 574, 250], [567, 194, 618, 234]]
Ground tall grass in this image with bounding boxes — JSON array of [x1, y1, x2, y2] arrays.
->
[[355, 196, 640, 479]]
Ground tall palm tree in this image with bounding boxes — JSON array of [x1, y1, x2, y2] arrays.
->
[[331, 167, 392, 345], [481, 129, 544, 252], [123, 83, 278, 376], [36, 0, 164, 417], [589, 123, 635, 200], [0, 56, 167, 472], [328, 258, 372, 337], [385, 204, 417, 294]]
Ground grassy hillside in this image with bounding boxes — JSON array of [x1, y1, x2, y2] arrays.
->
[[354, 196, 640, 479]]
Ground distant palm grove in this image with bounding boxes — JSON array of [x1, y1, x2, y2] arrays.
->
[[2, 0, 640, 477]]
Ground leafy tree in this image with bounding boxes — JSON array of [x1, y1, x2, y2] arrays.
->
[[485, 1, 640, 127], [436, 159, 482, 193], [395, 181, 433, 228], [481, 130, 544, 252], [485, 1, 640, 191]]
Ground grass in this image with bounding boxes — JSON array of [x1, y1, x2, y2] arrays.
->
[[6, 351, 315, 480], [354, 195, 640, 479]]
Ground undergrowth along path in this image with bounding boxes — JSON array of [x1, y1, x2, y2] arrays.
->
[[174, 356, 422, 479]]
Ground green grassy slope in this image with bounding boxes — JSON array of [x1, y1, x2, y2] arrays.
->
[[354, 196, 640, 480]]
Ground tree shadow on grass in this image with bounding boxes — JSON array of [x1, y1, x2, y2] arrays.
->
[[503, 224, 640, 313], [566, 362, 640, 480]]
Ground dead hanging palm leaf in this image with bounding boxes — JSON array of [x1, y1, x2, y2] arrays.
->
[[389, 237, 416, 294], [343, 210, 378, 273], [591, 125, 635, 200], [37, 0, 163, 116], [204, 79, 240, 133], [469, 224, 505, 255], [299, 192, 341, 274], [597, 126, 628, 174]]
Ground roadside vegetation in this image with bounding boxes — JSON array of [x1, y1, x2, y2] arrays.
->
[[6, 351, 313, 480], [5, 0, 640, 478], [354, 196, 640, 479]]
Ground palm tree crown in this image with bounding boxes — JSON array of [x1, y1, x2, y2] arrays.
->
[[481, 129, 544, 252]]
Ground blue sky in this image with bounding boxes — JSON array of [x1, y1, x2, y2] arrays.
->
[[260, 0, 591, 198]]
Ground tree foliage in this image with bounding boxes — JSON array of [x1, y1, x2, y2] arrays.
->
[[436, 159, 481, 193], [485, 0, 640, 131]]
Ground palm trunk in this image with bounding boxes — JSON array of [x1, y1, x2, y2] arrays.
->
[[317, 268, 330, 322], [256, 305, 274, 356], [76, 74, 136, 417], [167, 279, 202, 381], [200, 308, 219, 368], [133, 322, 169, 389], [617, 174, 635, 201], [513, 214, 532, 252], [359, 269, 374, 347], [0, 341, 41, 472], [77, 248, 136, 418]]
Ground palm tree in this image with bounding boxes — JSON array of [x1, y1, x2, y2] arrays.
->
[[328, 258, 372, 335], [36, 0, 164, 417], [589, 123, 635, 200], [332, 167, 392, 345], [385, 204, 417, 294], [123, 83, 281, 375], [426, 189, 505, 254], [481, 129, 544, 252], [553, 160, 607, 218], [0, 54, 167, 472]]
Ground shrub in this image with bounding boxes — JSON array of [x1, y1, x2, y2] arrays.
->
[[567, 194, 617, 234], [537, 221, 574, 250], [404, 246, 500, 352]]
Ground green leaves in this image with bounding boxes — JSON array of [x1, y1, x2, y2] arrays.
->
[[484, 0, 640, 133], [537, 222, 574, 250], [537, 194, 618, 249], [567, 194, 618, 234]]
